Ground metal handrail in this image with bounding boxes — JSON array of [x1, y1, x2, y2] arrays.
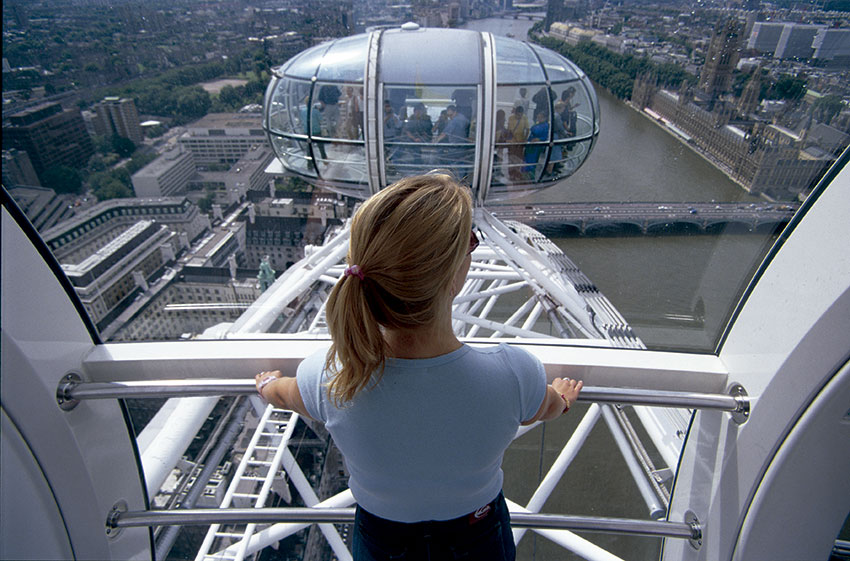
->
[[59, 377, 749, 416], [108, 506, 701, 540]]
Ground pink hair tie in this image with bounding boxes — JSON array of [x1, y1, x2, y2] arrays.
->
[[344, 264, 365, 280]]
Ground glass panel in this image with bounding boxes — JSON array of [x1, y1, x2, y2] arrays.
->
[[551, 82, 594, 139], [283, 41, 332, 79], [530, 43, 580, 82], [383, 86, 476, 184], [266, 78, 303, 136], [340, 84, 365, 140], [313, 140, 368, 184], [380, 28, 481, 85], [313, 82, 344, 139], [316, 34, 368, 83], [547, 139, 593, 180], [270, 135, 317, 178], [284, 79, 314, 137], [493, 35, 546, 84]]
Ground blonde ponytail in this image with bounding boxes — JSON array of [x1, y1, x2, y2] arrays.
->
[[324, 174, 473, 405]]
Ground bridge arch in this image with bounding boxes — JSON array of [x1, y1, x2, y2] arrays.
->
[[645, 222, 703, 235]]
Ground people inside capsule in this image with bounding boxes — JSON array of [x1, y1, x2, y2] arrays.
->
[[401, 102, 432, 165], [317, 84, 342, 138], [506, 104, 529, 182], [493, 109, 508, 181], [524, 109, 549, 177], [343, 86, 363, 140], [560, 86, 579, 137], [254, 173, 583, 560]]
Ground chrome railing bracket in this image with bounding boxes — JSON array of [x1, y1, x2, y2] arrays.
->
[[56, 372, 82, 411], [685, 510, 702, 549], [728, 383, 750, 425], [106, 500, 128, 539]]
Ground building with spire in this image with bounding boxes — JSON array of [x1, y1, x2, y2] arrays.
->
[[699, 17, 744, 99], [738, 70, 762, 117]]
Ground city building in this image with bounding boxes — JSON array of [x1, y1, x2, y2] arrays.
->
[[61, 220, 178, 328], [812, 28, 850, 66], [109, 266, 264, 342], [2, 147, 41, 187], [646, 88, 833, 200], [93, 96, 144, 144], [747, 22, 843, 62], [42, 196, 208, 264], [775, 23, 822, 60], [5, 185, 76, 232], [178, 113, 267, 166], [747, 22, 785, 55], [182, 221, 246, 269], [699, 17, 744, 98], [186, 146, 276, 205], [244, 214, 342, 271], [132, 146, 196, 198], [2, 102, 94, 181]]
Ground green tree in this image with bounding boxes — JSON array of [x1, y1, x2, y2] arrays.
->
[[218, 84, 241, 107], [176, 87, 211, 120], [812, 94, 844, 125], [88, 153, 109, 172], [198, 191, 216, 213], [771, 74, 806, 101], [93, 179, 133, 200], [111, 135, 136, 158], [92, 135, 113, 155], [41, 166, 83, 194]]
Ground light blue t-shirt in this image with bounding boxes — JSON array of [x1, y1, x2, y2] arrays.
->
[[296, 343, 546, 522]]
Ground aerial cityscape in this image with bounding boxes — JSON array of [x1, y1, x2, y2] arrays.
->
[[3, 0, 849, 559]]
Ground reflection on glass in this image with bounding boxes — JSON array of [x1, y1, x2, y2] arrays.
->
[[493, 36, 546, 84], [529, 43, 581, 82], [270, 135, 316, 177], [383, 86, 477, 183], [312, 141, 368, 184], [316, 34, 368, 82], [380, 28, 482, 85], [283, 41, 332, 79]]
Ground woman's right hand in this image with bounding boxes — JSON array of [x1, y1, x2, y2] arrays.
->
[[551, 377, 583, 411]]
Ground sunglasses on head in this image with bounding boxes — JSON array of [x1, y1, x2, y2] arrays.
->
[[468, 230, 479, 255]]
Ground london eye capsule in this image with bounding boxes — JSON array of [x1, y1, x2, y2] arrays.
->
[[263, 24, 599, 202]]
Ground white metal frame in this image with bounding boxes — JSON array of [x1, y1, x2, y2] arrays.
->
[[4, 151, 847, 561]]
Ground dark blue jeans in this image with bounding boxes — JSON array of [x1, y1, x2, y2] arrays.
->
[[352, 492, 516, 561]]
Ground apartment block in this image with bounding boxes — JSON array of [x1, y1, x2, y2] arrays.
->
[[2, 102, 94, 180], [94, 96, 144, 144], [187, 146, 275, 205], [132, 147, 197, 198], [61, 220, 177, 327], [43, 196, 208, 264], [178, 113, 267, 165]]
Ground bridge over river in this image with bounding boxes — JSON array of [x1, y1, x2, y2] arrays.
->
[[489, 201, 800, 235]]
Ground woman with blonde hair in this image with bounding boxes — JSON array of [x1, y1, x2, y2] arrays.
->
[[255, 173, 582, 560]]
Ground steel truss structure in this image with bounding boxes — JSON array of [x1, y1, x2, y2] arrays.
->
[[178, 207, 686, 561]]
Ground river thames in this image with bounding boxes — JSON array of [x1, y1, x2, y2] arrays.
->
[[465, 16, 778, 561], [466, 16, 772, 354]]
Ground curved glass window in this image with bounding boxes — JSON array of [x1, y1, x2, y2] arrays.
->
[[380, 28, 482, 85], [529, 43, 581, 82], [283, 41, 333, 79], [493, 36, 546, 84], [316, 34, 368, 83], [383, 85, 477, 183], [264, 28, 599, 201]]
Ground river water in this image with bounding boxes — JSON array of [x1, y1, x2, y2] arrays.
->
[[466, 16, 773, 353], [464, 17, 779, 561]]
